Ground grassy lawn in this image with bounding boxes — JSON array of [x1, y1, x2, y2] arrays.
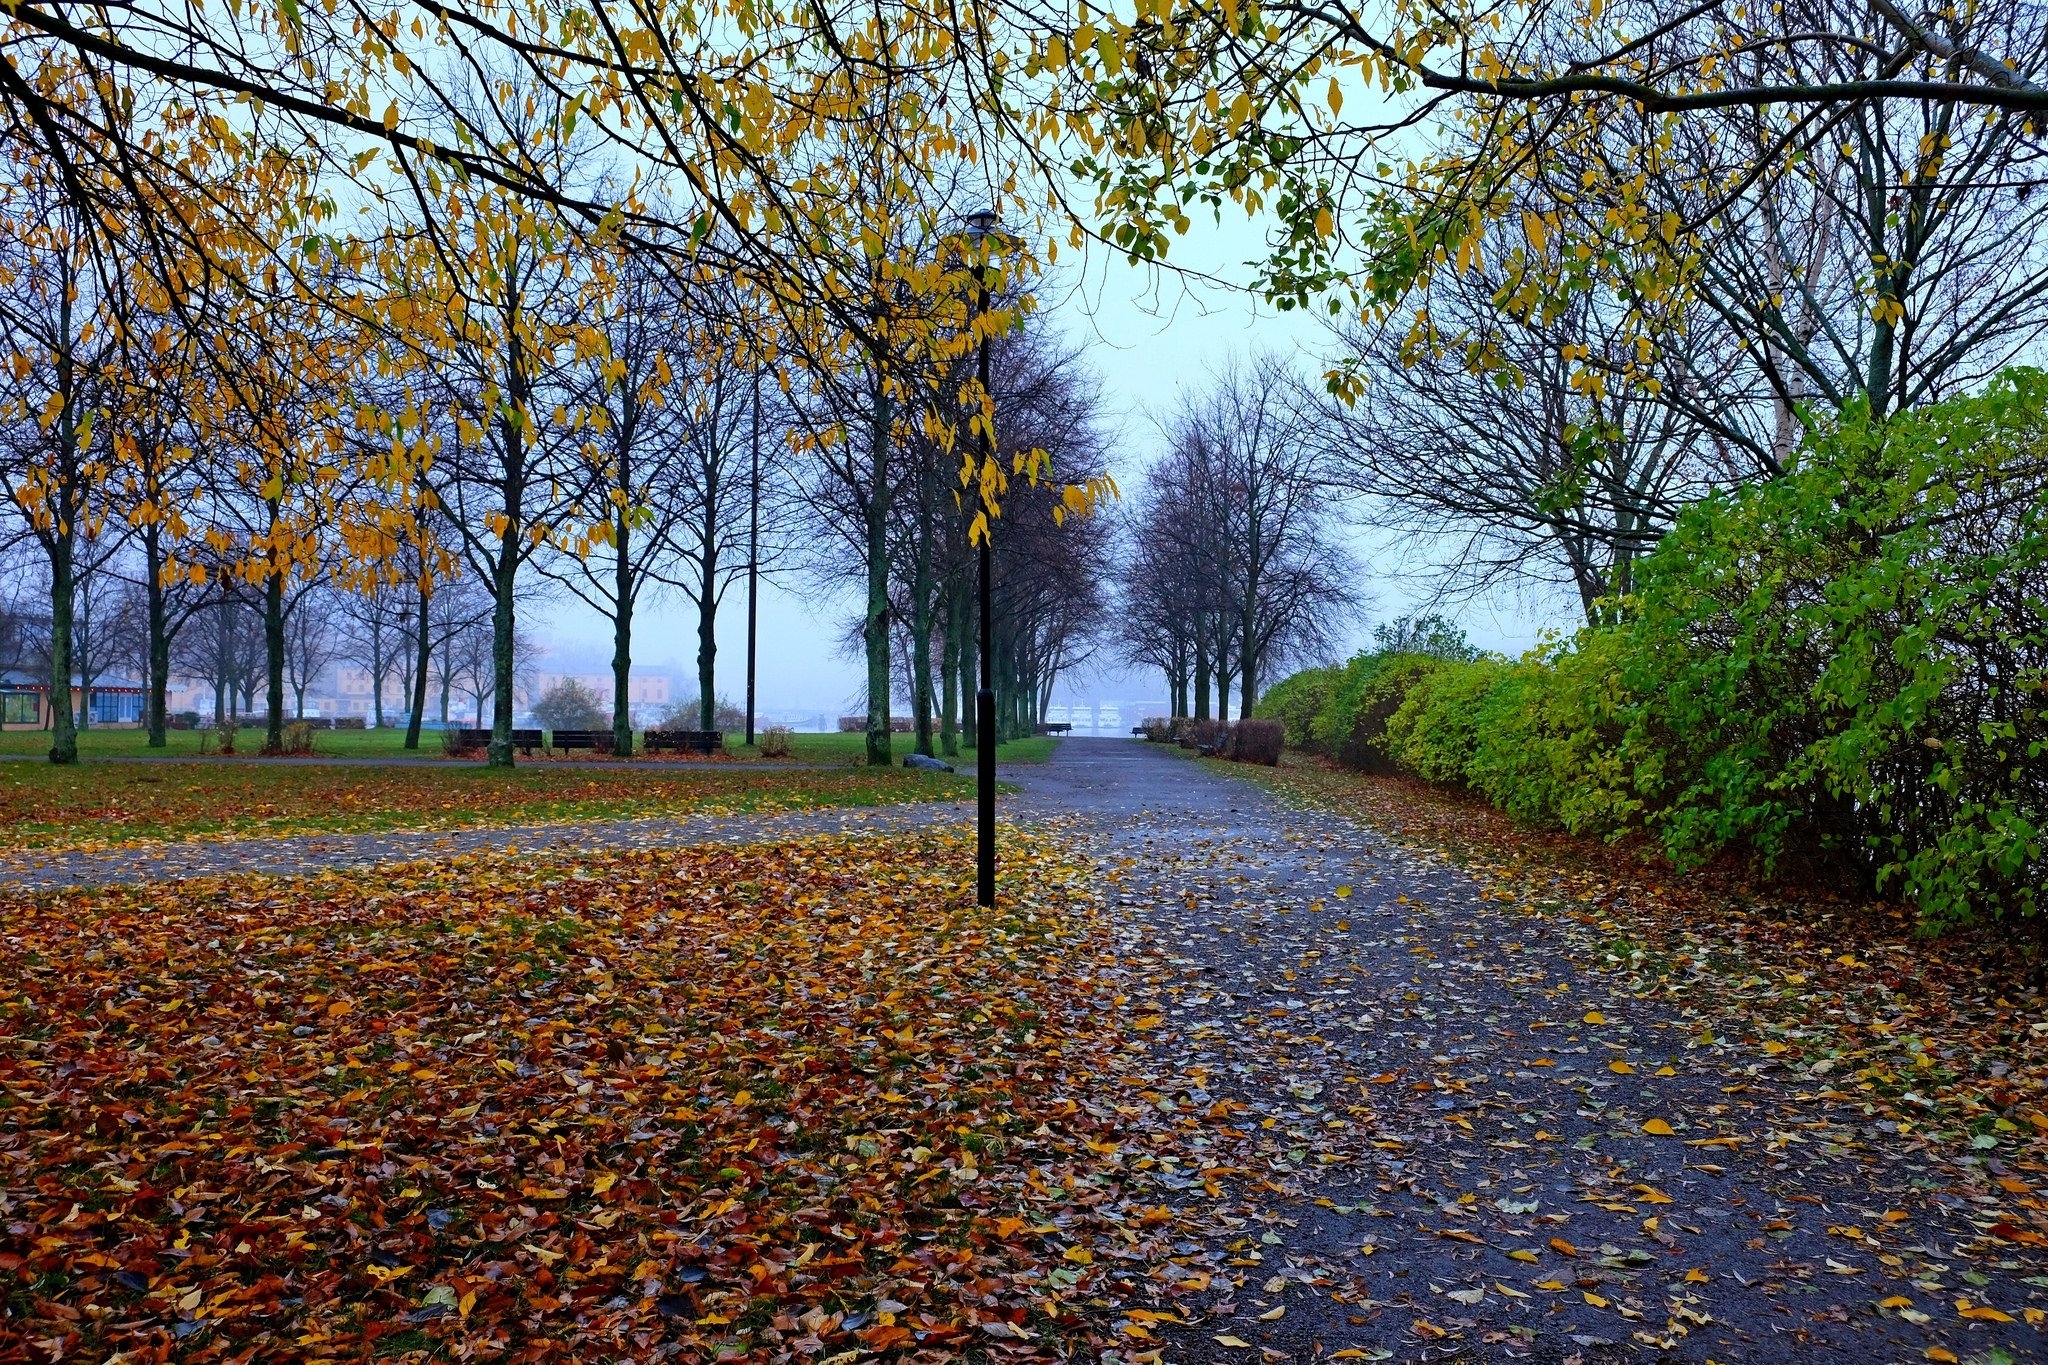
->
[[0, 726, 1060, 765], [0, 761, 971, 851], [0, 831, 1170, 1361]]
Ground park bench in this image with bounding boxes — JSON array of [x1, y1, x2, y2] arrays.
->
[[548, 728, 614, 755], [644, 729, 725, 755], [453, 727, 541, 756], [1036, 722, 1073, 735]]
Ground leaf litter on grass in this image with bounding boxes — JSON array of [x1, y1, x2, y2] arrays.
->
[[0, 828, 1216, 1362]]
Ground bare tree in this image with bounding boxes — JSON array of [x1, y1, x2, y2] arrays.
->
[[1122, 356, 1359, 717], [1317, 267, 1721, 623]]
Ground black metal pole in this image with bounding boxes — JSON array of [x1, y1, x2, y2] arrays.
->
[[746, 367, 760, 747], [975, 271, 996, 909]]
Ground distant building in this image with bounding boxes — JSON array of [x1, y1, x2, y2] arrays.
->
[[0, 669, 147, 729]]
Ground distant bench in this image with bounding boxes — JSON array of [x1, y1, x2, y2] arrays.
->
[[548, 729, 614, 755], [644, 730, 725, 756], [1036, 722, 1073, 735], [453, 727, 542, 756]]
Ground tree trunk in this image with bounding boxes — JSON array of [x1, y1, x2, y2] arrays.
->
[[489, 535, 518, 767], [939, 579, 959, 759], [488, 400, 523, 768], [696, 538, 719, 738], [145, 525, 168, 748], [1193, 624, 1211, 722], [405, 583, 431, 750], [263, 567, 285, 754], [613, 510, 636, 755], [47, 531, 77, 765], [369, 620, 386, 729], [72, 584, 90, 730], [862, 379, 894, 767], [910, 503, 934, 758]]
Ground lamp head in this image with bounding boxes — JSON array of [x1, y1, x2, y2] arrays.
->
[[961, 208, 1002, 242]]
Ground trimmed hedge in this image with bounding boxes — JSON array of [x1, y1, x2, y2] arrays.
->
[[1263, 371, 2048, 933]]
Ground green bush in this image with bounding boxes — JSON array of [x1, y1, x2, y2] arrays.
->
[[1252, 666, 1338, 749], [1271, 372, 2048, 933], [1619, 373, 2048, 929], [1310, 652, 1445, 769]]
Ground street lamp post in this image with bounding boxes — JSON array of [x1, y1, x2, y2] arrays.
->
[[745, 366, 760, 748], [963, 207, 1000, 909]]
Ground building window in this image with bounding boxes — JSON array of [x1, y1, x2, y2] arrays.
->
[[1, 691, 39, 725], [90, 690, 143, 725]]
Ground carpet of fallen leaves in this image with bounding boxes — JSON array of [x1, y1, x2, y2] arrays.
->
[[0, 830, 1197, 1362], [1246, 759, 2048, 1160], [0, 763, 963, 852]]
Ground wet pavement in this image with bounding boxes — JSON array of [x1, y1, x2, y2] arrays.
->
[[1006, 739, 2046, 1363]]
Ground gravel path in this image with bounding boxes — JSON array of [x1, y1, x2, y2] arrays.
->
[[1006, 740, 2044, 1363]]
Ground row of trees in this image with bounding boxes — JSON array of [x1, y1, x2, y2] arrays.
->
[[0, 559, 507, 729], [0, 61, 1121, 767], [1116, 356, 1357, 721]]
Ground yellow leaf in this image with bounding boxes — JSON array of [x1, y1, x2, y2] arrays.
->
[[1583, 1292, 1609, 1308], [1877, 1296, 1913, 1309], [1956, 1301, 2015, 1323], [1548, 1238, 1577, 1257], [1063, 1247, 1094, 1265], [592, 1173, 618, 1195], [382, 102, 400, 131], [1608, 1060, 1634, 1075], [326, 999, 352, 1017], [1642, 1119, 1675, 1136], [1257, 1306, 1284, 1321], [1213, 1335, 1253, 1349], [1582, 1010, 1606, 1025], [1925, 1350, 1958, 1364], [1508, 1249, 1539, 1263], [1334, 885, 1352, 898], [1684, 1268, 1709, 1284]]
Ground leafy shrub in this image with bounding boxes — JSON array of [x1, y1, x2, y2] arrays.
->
[[1183, 718, 1229, 752], [666, 696, 746, 734], [1228, 718, 1284, 765], [534, 679, 607, 731], [760, 724, 795, 758], [1358, 373, 2048, 932], [1618, 374, 2048, 928], [214, 720, 237, 756], [1138, 717, 1173, 742], [1371, 613, 1482, 661], [441, 726, 478, 757], [281, 720, 315, 757], [1251, 667, 1338, 749]]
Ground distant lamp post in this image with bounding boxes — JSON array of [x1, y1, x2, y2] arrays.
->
[[963, 207, 1001, 908]]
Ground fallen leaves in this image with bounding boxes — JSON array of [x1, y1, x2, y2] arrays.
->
[[0, 828, 1170, 1360], [0, 760, 965, 853]]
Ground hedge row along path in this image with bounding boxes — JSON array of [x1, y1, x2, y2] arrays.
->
[[1, 738, 2041, 1362]]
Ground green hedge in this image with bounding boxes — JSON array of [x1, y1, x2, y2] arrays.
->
[[1265, 371, 2048, 932]]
